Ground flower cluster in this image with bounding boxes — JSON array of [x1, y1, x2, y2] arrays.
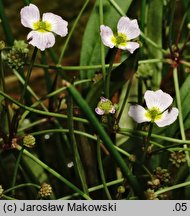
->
[[170, 151, 186, 167], [38, 183, 53, 198], [100, 16, 140, 53], [128, 90, 179, 127], [20, 4, 68, 51], [4, 40, 29, 69]]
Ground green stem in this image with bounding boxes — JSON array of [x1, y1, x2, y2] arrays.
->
[[173, 68, 190, 168], [2, 195, 16, 200], [99, 0, 106, 82], [12, 69, 47, 111], [0, 0, 14, 45], [105, 48, 117, 98], [60, 178, 124, 200], [27, 128, 136, 159], [118, 128, 190, 144], [97, 136, 112, 199], [19, 79, 91, 123], [142, 123, 154, 162], [67, 95, 89, 194], [31, 59, 164, 71], [0, 50, 11, 133], [58, 0, 89, 64], [20, 47, 38, 103], [155, 181, 190, 196], [14, 145, 91, 200], [0, 91, 89, 124], [18, 118, 48, 132], [11, 146, 25, 195], [65, 81, 144, 199], [4, 183, 40, 194], [116, 80, 132, 124]]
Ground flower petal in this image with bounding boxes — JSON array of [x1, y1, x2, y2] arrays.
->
[[27, 31, 55, 51], [144, 90, 173, 112], [118, 41, 139, 53], [155, 107, 179, 127], [109, 107, 116, 114], [117, 16, 140, 40], [100, 25, 114, 48], [128, 105, 150, 123], [42, 13, 68, 37], [20, 4, 40, 29], [95, 107, 105, 115]]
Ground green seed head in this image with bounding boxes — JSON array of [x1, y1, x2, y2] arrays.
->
[[23, 135, 36, 148], [38, 183, 53, 198]]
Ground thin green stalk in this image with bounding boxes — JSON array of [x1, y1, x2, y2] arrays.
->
[[0, 0, 14, 45], [31, 59, 164, 71], [97, 136, 112, 199], [60, 178, 124, 200], [140, 0, 147, 31], [65, 81, 144, 199], [180, 60, 190, 67], [12, 69, 47, 111], [173, 68, 190, 168], [116, 80, 132, 124], [19, 79, 91, 124], [142, 123, 153, 162], [118, 128, 190, 144], [108, 0, 126, 16], [10, 47, 38, 139], [140, 32, 167, 54], [18, 118, 48, 132], [14, 144, 91, 200], [67, 95, 89, 195], [31, 63, 119, 70], [1, 195, 16, 200], [105, 48, 117, 98], [30, 129, 134, 159], [0, 49, 11, 133], [58, 0, 89, 64], [99, 0, 106, 82], [4, 183, 40, 194], [155, 181, 190, 196], [20, 47, 38, 103], [11, 146, 25, 195], [0, 91, 89, 124]]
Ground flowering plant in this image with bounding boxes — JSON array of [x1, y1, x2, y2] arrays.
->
[[128, 90, 179, 127], [20, 4, 68, 51], [100, 16, 140, 53]]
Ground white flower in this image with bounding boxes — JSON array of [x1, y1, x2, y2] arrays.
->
[[95, 97, 116, 115], [20, 4, 68, 51], [128, 90, 179, 127], [100, 16, 140, 53]]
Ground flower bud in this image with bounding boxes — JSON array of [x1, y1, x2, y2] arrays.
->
[[23, 135, 35, 148]]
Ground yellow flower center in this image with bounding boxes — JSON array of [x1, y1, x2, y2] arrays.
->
[[111, 33, 127, 47], [33, 20, 52, 33], [145, 107, 162, 122]]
